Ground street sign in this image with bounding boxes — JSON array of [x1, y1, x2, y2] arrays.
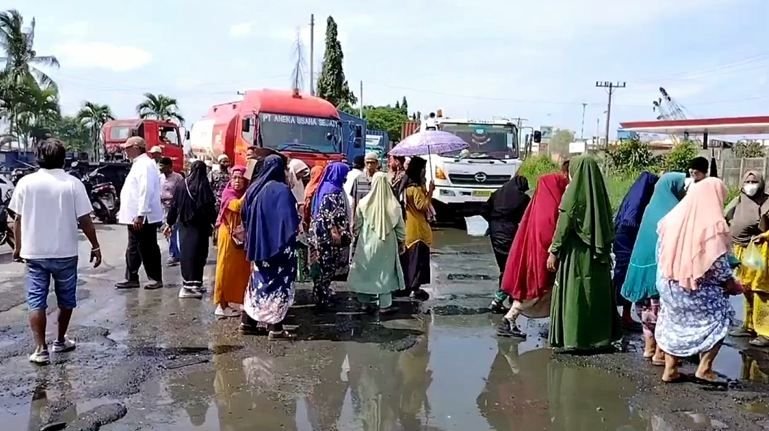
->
[[540, 126, 553, 143]]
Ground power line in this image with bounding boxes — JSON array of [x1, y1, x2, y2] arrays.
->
[[595, 81, 626, 149]]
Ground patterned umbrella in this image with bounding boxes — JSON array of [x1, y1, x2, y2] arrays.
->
[[389, 130, 469, 157]]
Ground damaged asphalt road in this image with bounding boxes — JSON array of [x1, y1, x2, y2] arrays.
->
[[1, 226, 769, 430]]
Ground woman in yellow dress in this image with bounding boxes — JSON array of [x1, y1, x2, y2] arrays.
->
[[213, 166, 251, 318], [726, 170, 769, 347]]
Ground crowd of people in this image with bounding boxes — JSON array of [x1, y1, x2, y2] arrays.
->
[[485, 154, 766, 383], [12, 135, 767, 376]]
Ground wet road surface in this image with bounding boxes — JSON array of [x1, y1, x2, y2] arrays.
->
[[0, 225, 768, 430]]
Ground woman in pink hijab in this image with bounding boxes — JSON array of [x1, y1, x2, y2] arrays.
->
[[655, 177, 739, 383]]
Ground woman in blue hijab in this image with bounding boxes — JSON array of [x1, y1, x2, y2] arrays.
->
[[240, 155, 300, 339], [612, 171, 659, 329], [621, 172, 686, 363], [309, 161, 352, 309]]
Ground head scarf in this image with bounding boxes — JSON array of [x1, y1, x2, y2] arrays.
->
[[658, 177, 731, 290], [358, 172, 402, 240], [502, 173, 569, 301], [560, 156, 614, 256], [487, 175, 530, 221], [404, 156, 427, 188], [288, 159, 309, 203], [728, 170, 769, 246], [312, 162, 350, 217], [614, 172, 659, 229], [176, 160, 216, 224], [621, 172, 686, 303], [242, 155, 299, 262], [216, 165, 247, 227]]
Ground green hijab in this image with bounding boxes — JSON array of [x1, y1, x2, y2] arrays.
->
[[560, 156, 614, 255]]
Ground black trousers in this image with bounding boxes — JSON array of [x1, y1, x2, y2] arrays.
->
[[179, 224, 209, 287], [125, 223, 162, 282]]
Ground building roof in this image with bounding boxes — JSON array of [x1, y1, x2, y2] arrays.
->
[[620, 115, 769, 135]]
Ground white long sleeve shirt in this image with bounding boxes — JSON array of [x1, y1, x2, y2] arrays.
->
[[118, 153, 164, 224]]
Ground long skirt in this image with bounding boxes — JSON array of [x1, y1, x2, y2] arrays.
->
[[509, 290, 552, 319], [213, 223, 250, 306], [734, 243, 769, 337], [401, 241, 431, 291], [243, 243, 297, 325], [179, 224, 210, 289]]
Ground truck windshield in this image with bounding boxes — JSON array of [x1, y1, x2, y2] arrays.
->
[[439, 123, 518, 159], [259, 113, 339, 154]]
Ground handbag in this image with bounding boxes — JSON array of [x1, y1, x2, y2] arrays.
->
[[231, 223, 246, 249]]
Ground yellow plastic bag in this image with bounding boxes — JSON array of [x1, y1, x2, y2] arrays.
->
[[743, 241, 765, 271]]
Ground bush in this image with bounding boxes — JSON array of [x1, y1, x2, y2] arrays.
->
[[518, 154, 559, 185], [606, 138, 662, 175], [663, 140, 698, 172]]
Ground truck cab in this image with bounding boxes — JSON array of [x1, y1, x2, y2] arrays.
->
[[403, 115, 521, 218], [102, 119, 184, 172]]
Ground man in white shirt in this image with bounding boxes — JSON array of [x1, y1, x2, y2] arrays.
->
[[115, 136, 164, 290], [343, 155, 364, 207], [9, 138, 102, 365]]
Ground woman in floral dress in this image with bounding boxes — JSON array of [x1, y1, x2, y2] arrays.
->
[[655, 177, 737, 382], [309, 162, 352, 309], [240, 155, 300, 339]]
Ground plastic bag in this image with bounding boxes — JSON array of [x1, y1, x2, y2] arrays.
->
[[742, 242, 765, 271]]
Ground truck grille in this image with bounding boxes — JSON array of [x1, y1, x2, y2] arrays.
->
[[448, 173, 511, 186]]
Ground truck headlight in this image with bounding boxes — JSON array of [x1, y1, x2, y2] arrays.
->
[[435, 167, 447, 180]]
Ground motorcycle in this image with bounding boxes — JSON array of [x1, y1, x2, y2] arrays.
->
[[70, 162, 119, 224], [0, 188, 15, 251]]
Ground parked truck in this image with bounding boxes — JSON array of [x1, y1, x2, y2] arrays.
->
[[400, 113, 521, 219], [189, 89, 357, 168], [101, 119, 185, 172]]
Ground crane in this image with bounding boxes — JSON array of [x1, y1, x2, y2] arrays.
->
[[652, 87, 700, 145]]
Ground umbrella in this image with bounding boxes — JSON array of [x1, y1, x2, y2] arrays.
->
[[389, 130, 469, 157]]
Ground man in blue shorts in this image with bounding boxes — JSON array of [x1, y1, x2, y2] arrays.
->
[[9, 138, 102, 365]]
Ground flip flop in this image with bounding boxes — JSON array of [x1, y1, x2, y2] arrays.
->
[[662, 373, 686, 384], [749, 336, 769, 347], [651, 359, 666, 367], [268, 330, 295, 340]]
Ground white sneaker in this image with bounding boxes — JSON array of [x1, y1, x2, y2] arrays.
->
[[179, 287, 203, 299], [51, 337, 76, 353], [29, 349, 50, 365], [215, 305, 240, 318]]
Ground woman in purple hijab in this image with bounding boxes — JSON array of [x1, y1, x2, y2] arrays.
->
[[309, 161, 352, 309]]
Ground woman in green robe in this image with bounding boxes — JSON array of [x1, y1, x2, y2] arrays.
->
[[348, 172, 406, 313], [547, 156, 622, 352]]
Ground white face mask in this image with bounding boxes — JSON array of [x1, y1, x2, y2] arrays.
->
[[684, 177, 694, 191], [743, 183, 760, 196]]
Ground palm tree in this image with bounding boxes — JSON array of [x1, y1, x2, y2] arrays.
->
[[15, 82, 60, 148], [136, 93, 185, 124], [77, 101, 114, 160], [0, 9, 60, 89]]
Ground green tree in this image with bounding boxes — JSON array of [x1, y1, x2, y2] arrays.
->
[[548, 128, 575, 156], [363, 105, 408, 141], [77, 101, 114, 159], [51, 115, 91, 152], [663, 140, 698, 172], [734, 140, 766, 158], [606, 137, 661, 174], [316, 16, 356, 108], [14, 83, 60, 147], [401, 96, 408, 114], [136, 93, 184, 124]]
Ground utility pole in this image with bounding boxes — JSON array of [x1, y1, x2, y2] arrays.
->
[[309, 14, 315, 95], [580, 102, 587, 140], [595, 81, 626, 150], [359, 80, 364, 118]]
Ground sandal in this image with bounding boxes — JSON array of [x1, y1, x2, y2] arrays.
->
[[651, 358, 666, 367], [238, 323, 267, 336], [729, 328, 756, 338], [749, 336, 769, 347], [268, 330, 295, 340]]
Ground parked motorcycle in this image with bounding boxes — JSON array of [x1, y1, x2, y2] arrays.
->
[[0, 188, 15, 251], [70, 162, 119, 224]]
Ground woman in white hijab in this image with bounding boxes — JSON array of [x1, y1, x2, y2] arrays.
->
[[348, 172, 406, 313], [288, 159, 310, 205]]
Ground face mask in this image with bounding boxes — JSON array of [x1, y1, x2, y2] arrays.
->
[[684, 177, 694, 191], [743, 183, 760, 196]]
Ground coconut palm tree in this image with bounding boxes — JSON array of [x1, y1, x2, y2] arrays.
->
[[0, 9, 60, 89], [15, 83, 60, 148], [136, 93, 185, 124], [77, 101, 114, 160]]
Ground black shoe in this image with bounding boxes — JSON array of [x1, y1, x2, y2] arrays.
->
[[144, 280, 163, 290], [489, 300, 509, 314], [115, 280, 140, 289], [412, 289, 430, 301], [393, 289, 410, 298], [497, 318, 526, 339]]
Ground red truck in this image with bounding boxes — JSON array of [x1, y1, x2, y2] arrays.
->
[[101, 119, 185, 172], [189, 89, 348, 168]]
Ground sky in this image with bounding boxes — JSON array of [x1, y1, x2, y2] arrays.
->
[[5, 0, 769, 138]]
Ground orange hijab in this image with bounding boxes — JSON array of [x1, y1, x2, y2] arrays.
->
[[657, 177, 731, 290], [302, 163, 327, 224]]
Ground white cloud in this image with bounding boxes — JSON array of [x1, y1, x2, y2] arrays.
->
[[229, 22, 255, 39], [53, 41, 152, 72], [56, 21, 89, 39]]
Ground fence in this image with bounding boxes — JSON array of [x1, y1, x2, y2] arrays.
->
[[719, 157, 768, 188]]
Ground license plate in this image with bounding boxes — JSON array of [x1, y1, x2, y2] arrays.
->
[[473, 190, 492, 198]]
